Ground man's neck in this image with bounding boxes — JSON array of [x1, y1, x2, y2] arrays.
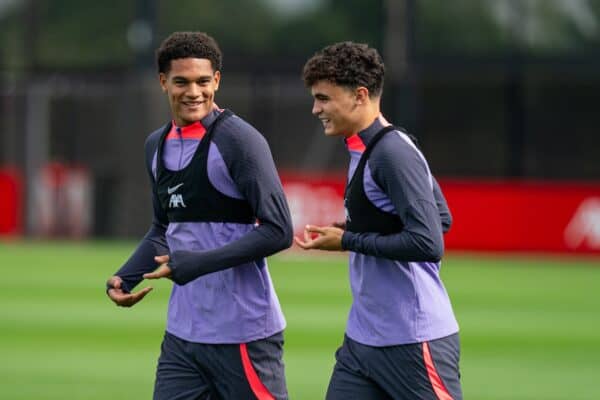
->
[[349, 106, 381, 137]]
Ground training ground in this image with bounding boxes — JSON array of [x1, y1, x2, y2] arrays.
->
[[0, 241, 598, 399]]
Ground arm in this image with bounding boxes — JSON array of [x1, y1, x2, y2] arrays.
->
[[432, 176, 452, 234], [106, 130, 169, 305], [381, 115, 451, 233], [165, 122, 293, 285], [341, 135, 444, 262]]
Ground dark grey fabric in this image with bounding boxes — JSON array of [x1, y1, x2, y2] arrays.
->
[[112, 108, 293, 289], [326, 334, 462, 400], [154, 331, 288, 400], [341, 119, 450, 262]]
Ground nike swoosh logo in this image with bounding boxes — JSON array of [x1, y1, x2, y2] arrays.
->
[[167, 183, 184, 194]]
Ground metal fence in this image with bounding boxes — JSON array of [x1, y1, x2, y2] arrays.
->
[[2, 56, 600, 237]]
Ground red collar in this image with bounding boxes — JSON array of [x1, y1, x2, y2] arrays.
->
[[345, 134, 365, 153], [166, 120, 207, 140]]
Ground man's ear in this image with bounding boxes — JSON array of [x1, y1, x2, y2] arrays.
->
[[159, 73, 168, 92], [355, 86, 369, 105], [214, 70, 221, 91]]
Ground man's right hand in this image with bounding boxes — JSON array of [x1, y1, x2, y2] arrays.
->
[[106, 276, 152, 307]]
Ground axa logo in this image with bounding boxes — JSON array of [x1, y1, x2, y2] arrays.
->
[[564, 197, 600, 249], [167, 183, 186, 208]]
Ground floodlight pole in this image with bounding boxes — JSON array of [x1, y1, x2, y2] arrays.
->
[[383, 0, 418, 135]]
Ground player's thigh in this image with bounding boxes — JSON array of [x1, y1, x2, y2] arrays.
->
[[326, 339, 391, 400], [371, 334, 462, 400], [153, 332, 213, 400], [424, 333, 463, 400], [211, 332, 288, 400]]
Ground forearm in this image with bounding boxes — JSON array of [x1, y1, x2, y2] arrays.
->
[[341, 200, 444, 262], [113, 222, 168, 292], [169, 220, 292, 285], [432, 177, 452, 233]]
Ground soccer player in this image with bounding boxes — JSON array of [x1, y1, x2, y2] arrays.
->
[[105, 32, 292, 400], [296, 41, 463, 400]]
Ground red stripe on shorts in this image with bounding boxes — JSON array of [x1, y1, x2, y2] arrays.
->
[[423, 341, 454, 400], [240, 343, 276, 400]]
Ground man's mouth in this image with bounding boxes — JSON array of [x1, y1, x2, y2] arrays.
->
[[182, 101, 204, 109]]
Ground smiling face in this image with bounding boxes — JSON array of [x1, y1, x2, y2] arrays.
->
[[310, 80, 365, 137], [159, 58, 220, 126]]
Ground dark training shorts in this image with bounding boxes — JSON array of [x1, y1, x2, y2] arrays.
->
[[153, 331, 288, 400], [326, 333, 462, 400]]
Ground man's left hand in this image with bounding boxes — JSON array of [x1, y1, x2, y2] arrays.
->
[[294, 225, 344, 251], [143, 255, 172, 280]]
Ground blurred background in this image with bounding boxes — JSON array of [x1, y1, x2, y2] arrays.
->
[[1, 1, 599, 399], [1, 0, 599, 242]]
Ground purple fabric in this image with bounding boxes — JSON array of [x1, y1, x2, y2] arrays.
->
[[152, 128, 285, 343], [347, 149, 395, 214], [363, 164, 396, 214], [344, 135, 458, 346], [165, 222, 285, 343]]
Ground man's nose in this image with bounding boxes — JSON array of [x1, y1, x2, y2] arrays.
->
[[187, 83, 201, 97], [312, 101, 321, 116]]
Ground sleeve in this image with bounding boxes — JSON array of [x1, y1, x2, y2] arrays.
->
[[110, 131, 169, 292], [341, 135, 444, 262], [168, 120, 293, 285], [432, 177, 452, 233]]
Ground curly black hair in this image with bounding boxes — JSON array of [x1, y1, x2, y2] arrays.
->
[[302, 41, 385, 97], [156, 31, 222, 74]]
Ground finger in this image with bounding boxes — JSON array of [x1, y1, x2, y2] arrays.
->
[[294, 236, 312, 250], [106, 276, 122, 290], [108, 289, 133, 306], [143, 265, 170, 279], [107, 288, 124, 302], [154, 255, 170, 264], [306, 225, 327, 235], [303, 226, 312, 242], [129, 286, 153, 304], [332, 221, 346, 230], [294, 236, 311, 249], [143, 271, 160, 279]]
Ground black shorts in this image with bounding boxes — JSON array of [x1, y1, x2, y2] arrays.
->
[[154, 331, 288, 400], [326, 333, 462, 400]]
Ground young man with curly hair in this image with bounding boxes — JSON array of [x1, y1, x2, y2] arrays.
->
[[105, 32, 292, 400], [297, 41, 463, 400]]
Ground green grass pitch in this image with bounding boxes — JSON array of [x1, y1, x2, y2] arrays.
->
[[0, 241, 599, 399]]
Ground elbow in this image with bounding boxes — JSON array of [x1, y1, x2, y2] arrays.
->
[[420, 235, 444, 262], [264, 222, 294, 253], [278, 223, 294, 251], [429, 242, 444, 262], [442, 215, 453, 234]]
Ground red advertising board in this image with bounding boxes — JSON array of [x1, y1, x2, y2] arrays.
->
[[441, 179, 600, 254], [0, 168, 23, 236], [281, 172, 600, 255]]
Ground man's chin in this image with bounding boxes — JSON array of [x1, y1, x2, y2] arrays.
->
[[180, 110, 210, 124], [324, 128, 342, 137]]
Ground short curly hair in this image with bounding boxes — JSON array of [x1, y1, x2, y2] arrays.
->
[[302, 41, 385, 97], [156, 32, 222, 74]]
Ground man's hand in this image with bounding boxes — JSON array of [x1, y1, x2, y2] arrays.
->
[[106, 276, 152, 307], [143, 255, 172, 280], [294, 225, 344, 251], [332, 221, 346, 230]]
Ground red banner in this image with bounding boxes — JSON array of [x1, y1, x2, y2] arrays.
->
[[0, 167, 23, 236], [441, 179, 600, 254], [281, 173, 600, 255]]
